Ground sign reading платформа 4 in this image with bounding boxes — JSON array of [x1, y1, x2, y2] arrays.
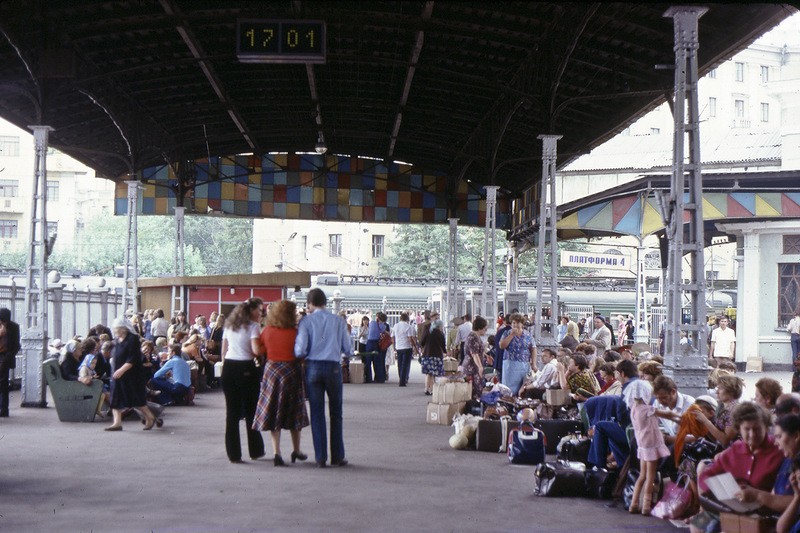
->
[[559, 250, 631, 271]]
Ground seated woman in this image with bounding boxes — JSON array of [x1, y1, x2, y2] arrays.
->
[[557, 352, 600, 401], [637, 360, 663, 384], [598, 363, 621, 396], [735, 414, 800, 517], [150, 344, 192, 406], [78, 353, 110, 416], [59, 340, 83, 381], [755, 376, 783, 418], [692, 374, 743, 448], [182, 333, 214, 390], [690, 402, 784, 533]]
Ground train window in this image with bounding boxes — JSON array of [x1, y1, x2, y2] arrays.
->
[[778, 263, 800, 327], [783, 235, 800, 255]]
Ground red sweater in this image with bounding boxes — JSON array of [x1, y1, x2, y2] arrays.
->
[[698, 436, 784, 493], [260, 326, 297, 362]]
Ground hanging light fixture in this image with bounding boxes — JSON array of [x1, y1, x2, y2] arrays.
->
[[315, 132, 327, 154]]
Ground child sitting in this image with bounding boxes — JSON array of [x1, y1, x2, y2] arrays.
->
[[77, 354, 110, 417]]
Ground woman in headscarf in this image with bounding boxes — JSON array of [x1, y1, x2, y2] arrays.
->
[[105, 317, 158, 431]]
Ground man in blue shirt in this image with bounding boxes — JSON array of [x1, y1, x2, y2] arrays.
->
[[295, 288, 353, 467], [150, 344, 191, 406]]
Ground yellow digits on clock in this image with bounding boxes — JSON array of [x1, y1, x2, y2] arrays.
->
[[262, 28, 274, 47]]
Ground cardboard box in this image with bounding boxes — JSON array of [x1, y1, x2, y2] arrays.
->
[[745, 357, 763, 373], [545, 389, 571, 406], [476, 419, 520, 452], [349, 361, 364, 384], [443, 357, 458, 373], [426, 402, 465, 425], [432, 381, 471, 404], [719, 512, 776, 533]]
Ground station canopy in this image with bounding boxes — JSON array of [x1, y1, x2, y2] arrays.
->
[[0, 2, 792, 226]]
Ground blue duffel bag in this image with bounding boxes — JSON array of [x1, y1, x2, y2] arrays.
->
[[507, 422, 546, 465]]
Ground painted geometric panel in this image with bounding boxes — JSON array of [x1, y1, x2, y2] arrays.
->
[[115, 153, 511, 229]]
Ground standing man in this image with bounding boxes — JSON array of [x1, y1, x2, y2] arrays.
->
[[709, 316, 736, 363], [788, 310, 800, 363], [392, 312, 418, 387], [0, 308, 21, 417], [590, 315, 611, 352], [454, 313, 473, 362], [294, 288, 352, 468]]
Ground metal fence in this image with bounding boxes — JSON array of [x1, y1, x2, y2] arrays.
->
[[0, 282, 124, 341]]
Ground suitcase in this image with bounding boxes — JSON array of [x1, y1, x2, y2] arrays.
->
[[476, 418, 519, 452], [508, 423, 546, 465], [534, 419, 584, 454]]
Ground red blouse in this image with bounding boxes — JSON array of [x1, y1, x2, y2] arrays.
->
[[260, 326, 297, 362]]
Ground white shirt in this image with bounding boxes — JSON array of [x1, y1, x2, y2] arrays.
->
[[151, 317, 169, 337], [654, 391, 695, 436], [455, 321, 472, 345], [391, 321, 416, 350], [222, 322, 260, 361], [531, 359, 559, 389], [788, 316, 800, 335], [711, 326, 736, 358]]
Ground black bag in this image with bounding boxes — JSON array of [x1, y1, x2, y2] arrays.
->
[[682, 438, 723, 463], [584, 467, 618, 499], [623, 467, 663, 509], [533, 419, 584, 454], [556, 435, 591, 464], [533, 462, 587, 497]]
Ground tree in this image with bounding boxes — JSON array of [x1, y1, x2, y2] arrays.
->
[[517, 241, 595, 279], [184, 216, 253, 275]]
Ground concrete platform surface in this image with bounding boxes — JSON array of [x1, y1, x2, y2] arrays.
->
[[1, 365, 787, 532]]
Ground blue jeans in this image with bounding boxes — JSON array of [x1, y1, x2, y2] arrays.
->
[[502, 359, 529, 395], [365, 340, 386, 383], [792, 334, 800, 363], [149, 377, 189, 406], [396, 349, 413, 386], [588, 420, 630, 469], [305, 360, 345, 464]]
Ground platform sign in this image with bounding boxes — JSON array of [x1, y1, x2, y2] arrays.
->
[[237, 19, 326, 64], [560, 250, 631, 271]]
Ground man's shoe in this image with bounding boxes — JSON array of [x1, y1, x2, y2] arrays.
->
[[332, 458, 349, 467], [0, 412, 9, 418], [316, 461, 327, 468]]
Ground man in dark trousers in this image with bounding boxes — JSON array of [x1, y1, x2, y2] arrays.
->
[[0, 308, 21, 417]]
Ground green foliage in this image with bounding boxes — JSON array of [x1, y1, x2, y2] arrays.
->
[[0, 214, 253, 278], [517, 241, 594, 278]]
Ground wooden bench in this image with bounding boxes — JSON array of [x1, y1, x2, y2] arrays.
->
[[42, 358, 103, 422]]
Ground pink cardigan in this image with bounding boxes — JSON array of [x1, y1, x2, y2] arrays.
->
[[698, 436, 784, 493]]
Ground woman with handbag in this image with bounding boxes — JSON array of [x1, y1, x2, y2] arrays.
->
[[419, 318, 446, 396], [463, 316, 488, 400], [365, 312, 389, 384], [691, 374, 743, 448], [207, 314, 224, 362], [689, 402, 784, 533]]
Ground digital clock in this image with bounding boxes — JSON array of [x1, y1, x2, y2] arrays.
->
[[236, 19, 326, 64]]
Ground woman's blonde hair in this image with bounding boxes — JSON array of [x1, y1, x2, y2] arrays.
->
[[225, 298, 263, 331], [717, 374, 744, 400], [267, 300, 297, 329]]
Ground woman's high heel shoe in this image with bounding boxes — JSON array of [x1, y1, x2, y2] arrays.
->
[[274, 455, 287, 467], [291, 451, 308, 464]]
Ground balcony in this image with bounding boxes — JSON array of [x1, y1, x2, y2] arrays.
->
[[731, 118, 751, 129]]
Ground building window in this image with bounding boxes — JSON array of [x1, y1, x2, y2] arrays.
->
[[47, 180, 59, 201], [760, 65, 769, 84], [372, 235, 385, 258], [734, 99, 745, 118], [0, 136, 19, 157], [761, 103, 769, 122], [708, 97, 717, 117], [735, 62, 744, 82], [779, 263, 800, 327], [46, 221, 58, 237], [0, 220, 17, 238], [708, 68, 717, 79], [0, 179, 19, 197], [650, 128, 660, 135], [784, 236, 800, 255], [329, 234, 342, 257]]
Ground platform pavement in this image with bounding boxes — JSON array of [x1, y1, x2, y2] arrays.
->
[[0, 365, 790, 532]]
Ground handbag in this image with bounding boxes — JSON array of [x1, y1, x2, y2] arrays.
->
[[378, 331, 393, 351], [584, 467, 617, 499], [533, 462, 586, 497], [508, 422, 546, 465], [682, 437, 723, 463], [556, 434, 591, 464], [652, 474, 698, 520]]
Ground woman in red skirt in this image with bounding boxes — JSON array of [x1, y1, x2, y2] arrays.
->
[[253, 300, 310, 467]]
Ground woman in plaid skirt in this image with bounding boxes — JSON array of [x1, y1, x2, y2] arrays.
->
[[253, 300, 310, 467]]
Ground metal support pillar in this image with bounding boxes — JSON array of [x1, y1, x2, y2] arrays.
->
[[121, 180, 141, 315], [481, 186, 499, 329], [634, 242, 649, 343], [534, 134, 562, 346], [663, 6, 709, 398], [445, 217, 459, 326], [506, 246, 519, 292], [171, 206, 186, 314], [20, 125, 53, 408]]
